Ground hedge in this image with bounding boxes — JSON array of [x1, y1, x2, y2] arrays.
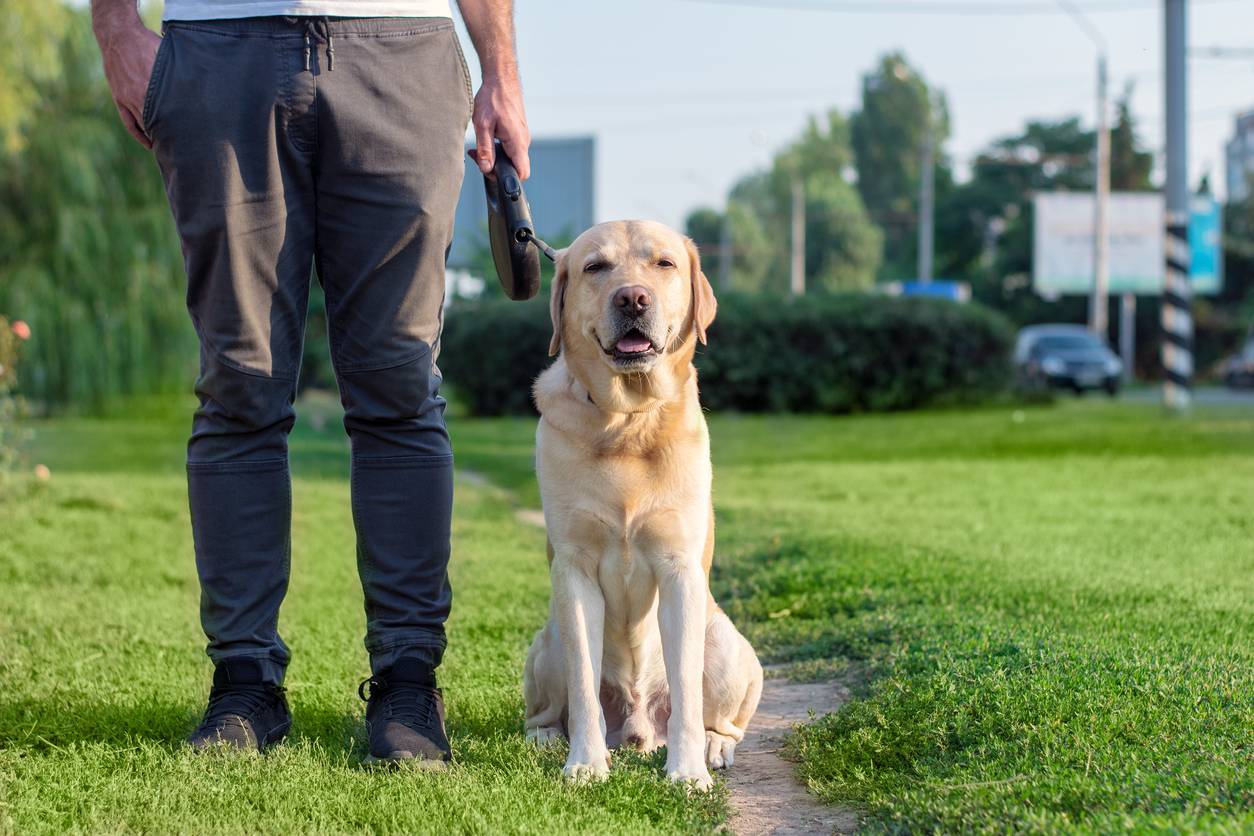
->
[[439, 293, 1015, 416]]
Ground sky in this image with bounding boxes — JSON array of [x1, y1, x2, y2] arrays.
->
[[448, 0, 1254, 229]]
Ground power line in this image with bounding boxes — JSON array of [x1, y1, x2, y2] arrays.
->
[[680, 0, 1241, 15]]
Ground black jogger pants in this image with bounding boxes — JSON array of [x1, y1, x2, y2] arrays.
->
[[144, 15, 473, 684]]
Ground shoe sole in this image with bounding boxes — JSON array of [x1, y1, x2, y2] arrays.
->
[[259, 719, 292, 751], [186, 719, 291, 754], [362, 751, 449, 770]]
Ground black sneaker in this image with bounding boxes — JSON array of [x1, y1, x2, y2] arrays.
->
[[188, 658, 291, 752], [359, 657, 451, 768]]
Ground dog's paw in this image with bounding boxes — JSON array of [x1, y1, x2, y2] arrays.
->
[[666, 760, 714, 792], [526, 726, 566, 748], [704, 731, 737, 770], [562, 750, 611, 784]]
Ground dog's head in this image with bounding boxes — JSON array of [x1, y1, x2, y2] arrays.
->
[[547, 221, 717, 377]]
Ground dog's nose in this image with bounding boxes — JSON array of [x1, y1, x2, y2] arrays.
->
[[612, 285, 651, 317]]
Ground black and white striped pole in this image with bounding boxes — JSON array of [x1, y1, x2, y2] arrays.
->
[[1162, 0, 1192, 411]]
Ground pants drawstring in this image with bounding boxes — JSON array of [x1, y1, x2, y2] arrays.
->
[[302, 18, 334, 72]]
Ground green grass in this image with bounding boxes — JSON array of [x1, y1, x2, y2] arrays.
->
[[0, 395, 722, 834], [3, 396, 1252, 832], [455, 401, 1254, 833]]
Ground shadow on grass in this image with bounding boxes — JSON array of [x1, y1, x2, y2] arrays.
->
[[0, 696, 365, 758]]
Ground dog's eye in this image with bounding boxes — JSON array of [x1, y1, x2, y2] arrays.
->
[[657, 259, 676, 269], [584, 261, 606, 274]]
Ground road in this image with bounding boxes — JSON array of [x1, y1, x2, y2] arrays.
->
[[1119, 385, 1254, 406]]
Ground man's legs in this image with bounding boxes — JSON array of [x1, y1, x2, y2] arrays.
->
[[310, 18, 472, 675], [150, 19, 318, 686]]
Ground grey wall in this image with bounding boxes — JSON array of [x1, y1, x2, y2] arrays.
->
[[450, 136, 595, 269]]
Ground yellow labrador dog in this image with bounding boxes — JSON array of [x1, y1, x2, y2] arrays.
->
[[522, 220, 763, 790]]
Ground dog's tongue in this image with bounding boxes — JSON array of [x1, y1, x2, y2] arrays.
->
[[616, 334, 652, 353]]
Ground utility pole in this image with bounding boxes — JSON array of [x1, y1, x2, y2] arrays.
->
[[719, 202, 733, 290], [790, 176, 806, 296], [1055, 1, 1110, 339], [918, 96, 936, 283], [1092, 54, 1111, 338], [1162, 0, 1193, 411], [1120, 293, 1136, 382]]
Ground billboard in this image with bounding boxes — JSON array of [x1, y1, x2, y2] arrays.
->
[[1032, 192, 1221, 296]]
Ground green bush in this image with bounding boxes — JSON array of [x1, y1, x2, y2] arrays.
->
[[0, 9, 193, 413], [0, 315, 31, 491], [440, 297, 552, 416], [440, 293, 1014, 416]]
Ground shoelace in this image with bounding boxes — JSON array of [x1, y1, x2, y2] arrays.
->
[[199, 684, 282, 727], [358, 676, 439, 728]]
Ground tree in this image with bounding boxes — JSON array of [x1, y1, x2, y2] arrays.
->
[[850, 52, 951, 281], [719, 111, 881, 293], [1110, 82, 1153, 191], [933, 118, 1099, 326], [0, 7, 192, 411], [0, 1, 72, 155], [684, 202, 771, 292]]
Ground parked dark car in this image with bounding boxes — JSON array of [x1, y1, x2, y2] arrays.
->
[[1015, 324, 1123, 396], [1221, 338, 1254, 389]]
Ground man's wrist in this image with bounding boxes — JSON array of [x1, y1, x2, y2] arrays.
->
[[91, 3, 145, 46], [480, 61, 520, 85]]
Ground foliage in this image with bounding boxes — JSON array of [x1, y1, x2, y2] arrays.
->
[[0, 315, 31, 492], [0, 0, 73, 156], [1110, 83, 1154, 192], [0, 7, 193, 412], [850, 52, 951, 281], [1220, 183, 1254, 328], [763, 112, 883, 293], [688, 111, 882, 296], [934, 90, 1159, 341], [697, 294, 1012, 412], [439, 294, 1013, 416], [683, 203, 771, 293], [439, 297, 551, 415]]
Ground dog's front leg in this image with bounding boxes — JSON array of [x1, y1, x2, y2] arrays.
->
[[657, 560, 714, 790], [552, 554, 610, 782]]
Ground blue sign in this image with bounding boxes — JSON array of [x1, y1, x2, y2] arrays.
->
[[895, 280, 971, 302], [1190, 196, 1222, 295]]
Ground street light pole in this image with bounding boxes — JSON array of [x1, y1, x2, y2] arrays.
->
[[1055, 1, 1111, 340], [790, 176, 806, 296], [1162, 0, 1193, 411], [1092, 53, 1111, 338], [918, 95, 936, 283]]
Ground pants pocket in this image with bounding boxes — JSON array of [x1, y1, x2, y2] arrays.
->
[[450, 30, 474, 127], [141, 30, 174, 138]]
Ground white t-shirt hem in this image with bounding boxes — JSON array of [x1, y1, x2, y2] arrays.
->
[[163, 2, 453, 21]]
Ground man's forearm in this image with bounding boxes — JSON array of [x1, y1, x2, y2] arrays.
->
[[91, 0, 144, 44], [456, 0, 518, 79]]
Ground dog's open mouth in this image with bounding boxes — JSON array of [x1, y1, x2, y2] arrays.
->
[[605, 329, 659, 363]]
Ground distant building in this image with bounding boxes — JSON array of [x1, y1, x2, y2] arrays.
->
[[449, 136, 595, 269], [1225, 110, 1254, 202]]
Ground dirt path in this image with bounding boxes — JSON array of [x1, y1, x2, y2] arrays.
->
[[727, 676, 859, 835], [462, 473, 859, 833]]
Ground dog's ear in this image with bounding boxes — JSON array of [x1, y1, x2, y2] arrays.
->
[[548, 248, 569, 357], [684, 237, 717, 345]]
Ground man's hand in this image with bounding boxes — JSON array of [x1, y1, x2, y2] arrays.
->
[[471, 71, 530, 179], [458, 0, 531, 179], [91, 1, 162, 149]]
